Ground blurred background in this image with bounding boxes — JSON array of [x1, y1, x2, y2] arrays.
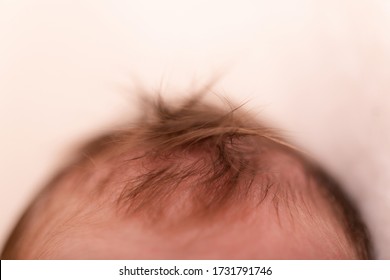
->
[[1, 0, 390, 258]]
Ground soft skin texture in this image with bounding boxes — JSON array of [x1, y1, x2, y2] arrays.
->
[[52, 204, 352, 259], [9, 149, 356, 259]]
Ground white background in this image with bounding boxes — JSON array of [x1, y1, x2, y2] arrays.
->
[[1, 0, 390, 258], [2, 260, 390, 279]]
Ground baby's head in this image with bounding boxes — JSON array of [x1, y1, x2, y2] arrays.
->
[[1, 94, 371, 259]]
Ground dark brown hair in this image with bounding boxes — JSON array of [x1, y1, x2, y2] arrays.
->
[[1, 92, 373, 259]]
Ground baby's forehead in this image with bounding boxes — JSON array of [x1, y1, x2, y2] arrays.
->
[[38, 150, 351, 259], [26, 132, 352, 259]]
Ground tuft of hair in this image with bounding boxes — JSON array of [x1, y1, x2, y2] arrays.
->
[[82, 93, 296, 222], [1, 91, 372, 259]]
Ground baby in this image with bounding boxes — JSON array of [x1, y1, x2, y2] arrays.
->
[[1, 92, 372, 259]]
